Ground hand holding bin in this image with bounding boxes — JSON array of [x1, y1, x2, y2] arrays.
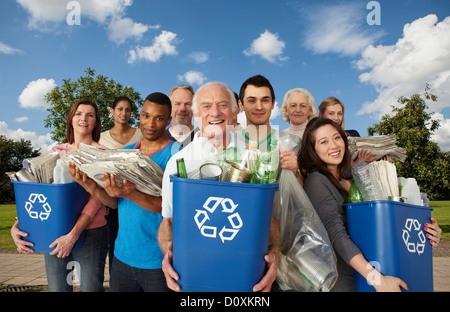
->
[[13, 180, 87, 253], [171, 175, 278, 292], [345, 200, 433, 292]]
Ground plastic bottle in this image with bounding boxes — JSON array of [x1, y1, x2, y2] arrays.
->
[[420, 192, 429, 207], [53, 159, 74, 184], [401, 178, 421, 205], [398, 177, 406, 196], [251, 140, 279, 184], [348, 178, 362, 203], [176, 158, 188, 178]]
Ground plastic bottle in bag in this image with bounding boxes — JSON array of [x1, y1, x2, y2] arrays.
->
[[251, 140, 279, 184], [53, 159, 74, 183], [348, 178, 362, 203]]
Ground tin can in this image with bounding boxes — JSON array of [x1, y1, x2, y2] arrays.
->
[[199, 163, 222, 181], [224, 161, 252, 183]]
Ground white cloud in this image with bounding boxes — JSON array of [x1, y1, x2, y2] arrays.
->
[[431, 113, 450, 152], [107, 15, 149, 44], [243, 30, 288, 63], [0, 121, 55, 153], [18, 78, 57, 109], [177, 71, 207, 86], [355, 14, 450, 152], [17, 0, 152, 44], [0, 41, 23, 55], [17, 0, 128, 25], [128, 30, 178, 63], [303, 3, 383, 56], [15, 116, 29, 123], [271, 101, 281, 120], [187, 51, 209, 64], [17, 0, 68, 25]]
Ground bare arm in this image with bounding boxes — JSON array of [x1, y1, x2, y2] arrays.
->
[[350, 254, 408, 292], [69, 162, 118, 208], [158, 217, 181, 292], [103, 173, 162, 213]]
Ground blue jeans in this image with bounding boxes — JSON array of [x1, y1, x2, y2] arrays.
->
[[44, 225, 108, 292], [110, 257, 170, 292]]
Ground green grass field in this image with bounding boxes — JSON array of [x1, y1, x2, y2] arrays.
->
[[1, 201, 449, 250]]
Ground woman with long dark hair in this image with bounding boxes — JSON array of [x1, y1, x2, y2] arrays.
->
[[298, 117, 441, 291]]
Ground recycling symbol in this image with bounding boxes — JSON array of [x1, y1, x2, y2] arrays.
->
[[402, 218, 426, 255], [24, 193, 52, 221], [194, 197, 243, 243]]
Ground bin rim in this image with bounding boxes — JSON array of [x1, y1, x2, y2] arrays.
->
[[169, 174, 279, 190], [344, 200, 433, 211], [12, 180, 80, 187]]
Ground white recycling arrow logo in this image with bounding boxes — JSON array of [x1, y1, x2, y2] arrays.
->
[[195, 197, 243, 243], [402, 218, 426, 255], [24, 193, 52, 221]]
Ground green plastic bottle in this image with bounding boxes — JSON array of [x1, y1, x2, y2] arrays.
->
[[348, 178, 362, 203]]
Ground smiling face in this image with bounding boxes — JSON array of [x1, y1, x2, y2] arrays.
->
[[72, 104, 97, 137], [194, 84, 236, 140], [320, 103, 344, 126], [240, 85, 274, 127], [171, 88, 194, 126], [285, 93, 311, 125], [312, 124, 346, 170], [140, 100, 172, 141], [111, 100, 132, 125]]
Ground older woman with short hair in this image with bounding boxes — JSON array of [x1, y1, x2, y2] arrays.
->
[[281, 88, 318, 139]]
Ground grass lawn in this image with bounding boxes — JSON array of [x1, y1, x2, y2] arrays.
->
[[1, 201, 449, 251], [430, 200, 450, 241], [0, 204, 18, 250]]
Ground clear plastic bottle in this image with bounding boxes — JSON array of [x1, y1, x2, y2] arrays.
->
[[53, 159, 74, 184], [402, 178, 421, 205]]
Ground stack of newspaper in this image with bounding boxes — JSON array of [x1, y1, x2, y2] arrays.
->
[[61, 144, 164, 196], [9, 152, 60, 183], [348, 134, 407, 162]]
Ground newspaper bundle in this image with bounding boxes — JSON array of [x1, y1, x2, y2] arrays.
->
[[61, 144, 164, 196], [348, 134, 407, 162], [8, 152, 60, 183]]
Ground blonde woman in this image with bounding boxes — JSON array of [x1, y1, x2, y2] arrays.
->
[[318, 97, 360, 137]]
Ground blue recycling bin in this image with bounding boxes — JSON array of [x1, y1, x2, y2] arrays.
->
[[13, 180, 87, 253], [345, 200, 433, 292], [171, 175, 278, 292]]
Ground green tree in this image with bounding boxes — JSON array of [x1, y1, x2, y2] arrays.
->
[[368, 85, 449, 200], [0, 135, 41, 203], [44, 68, 144, 143]]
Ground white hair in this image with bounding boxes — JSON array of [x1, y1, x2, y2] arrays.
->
[[192, 81, 237, 115], [280, 88, 318, 123]]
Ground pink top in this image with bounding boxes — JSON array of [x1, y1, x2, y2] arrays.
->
[[282, 121, 308, 139], [52, 143, 107, 230]]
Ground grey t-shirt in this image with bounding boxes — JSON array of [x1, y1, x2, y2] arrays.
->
[[304, 171, 362, 292]]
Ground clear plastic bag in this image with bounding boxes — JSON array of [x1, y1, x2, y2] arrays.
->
[[351, 162, 388, 201], [273, 169, 338, 292]]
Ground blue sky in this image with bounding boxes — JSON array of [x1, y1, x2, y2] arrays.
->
[[1, 0, 449, 153]]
